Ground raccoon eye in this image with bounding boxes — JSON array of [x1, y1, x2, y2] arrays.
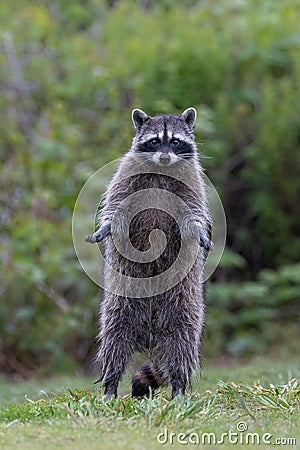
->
[[150, 138, 160, 146], [171, 138, 180, 146]]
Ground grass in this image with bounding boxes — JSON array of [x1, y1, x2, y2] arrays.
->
[[0, 359, 299, 449]]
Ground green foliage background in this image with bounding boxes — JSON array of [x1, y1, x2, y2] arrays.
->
[[0, 0, 299, 376]]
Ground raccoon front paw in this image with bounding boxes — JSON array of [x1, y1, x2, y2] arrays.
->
[[85, 222, 111, 243], [198, 228, 213, 251], [85, 233, 97, 243]]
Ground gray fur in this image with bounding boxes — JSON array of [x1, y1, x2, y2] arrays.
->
[[91, 108, 211, 398]]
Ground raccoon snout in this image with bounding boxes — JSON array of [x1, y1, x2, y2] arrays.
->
[[159, 153, 171, 165]]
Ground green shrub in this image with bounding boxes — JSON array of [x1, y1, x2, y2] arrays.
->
[[207, 263, 300, 358], [0, 0, 299, 374]]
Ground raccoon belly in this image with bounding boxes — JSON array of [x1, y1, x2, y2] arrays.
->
[[127, 209, 181, 277]]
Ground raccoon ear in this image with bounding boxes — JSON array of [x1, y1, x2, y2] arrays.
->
[[181, 107, 197, 129], [132, 109, 149, 130]]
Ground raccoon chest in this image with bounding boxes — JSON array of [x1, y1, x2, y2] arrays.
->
[[129, 208, 179, 250]]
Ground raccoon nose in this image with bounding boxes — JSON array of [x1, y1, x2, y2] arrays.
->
[[159, 153, 171, 165]]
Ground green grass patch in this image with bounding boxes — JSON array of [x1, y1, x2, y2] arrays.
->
[[0, 359, 299, 449]]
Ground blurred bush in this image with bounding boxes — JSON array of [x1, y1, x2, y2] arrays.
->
[[207, 263, 300, 358], [0, 0, 299, 375]]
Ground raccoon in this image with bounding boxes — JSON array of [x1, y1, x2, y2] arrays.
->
[[86, 108, 212, 399]]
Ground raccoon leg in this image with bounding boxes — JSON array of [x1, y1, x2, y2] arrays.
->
[[166, 334, 199, 399], [158, 302, 202, 399], [96, 315, 136, 398], [96, 336, 134, 398]]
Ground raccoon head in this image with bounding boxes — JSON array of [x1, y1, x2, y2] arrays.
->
[[131, 108, 198, 166]]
